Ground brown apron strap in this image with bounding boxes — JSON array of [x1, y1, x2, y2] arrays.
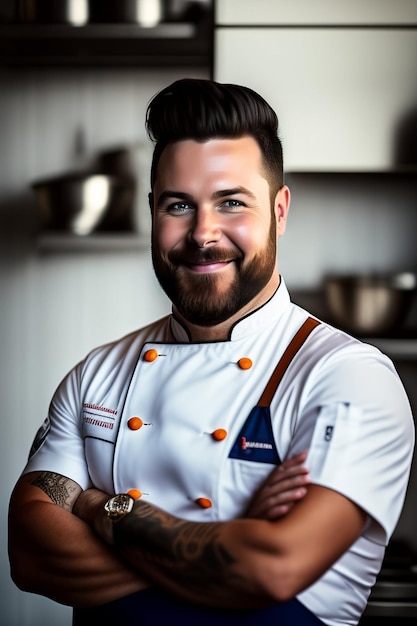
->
[[257, 317, 321, 407]]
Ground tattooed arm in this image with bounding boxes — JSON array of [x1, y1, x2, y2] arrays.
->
[[8, 471, 147, 607], [8, 453, 310, 608], [74, 483, 366, 609]]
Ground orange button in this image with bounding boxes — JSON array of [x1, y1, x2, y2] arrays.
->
[[212, 428, 227, 441], [128, 416, 143, 430], [238, 357, 253, 370], [144, 349, 158, 362], [127, 489, 142, 500], [195, 497, 212, 509]]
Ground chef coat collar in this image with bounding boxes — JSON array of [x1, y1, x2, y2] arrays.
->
[[169, 276, 291, 343]]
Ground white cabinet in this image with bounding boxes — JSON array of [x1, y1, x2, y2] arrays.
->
[[216, 0, 417, 26], [214, 0, 417, 171], [214, 1, 417, 294], [215, 27, 417, 171]]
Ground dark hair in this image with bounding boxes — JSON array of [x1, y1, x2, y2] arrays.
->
[[146, 78, 284, 193]]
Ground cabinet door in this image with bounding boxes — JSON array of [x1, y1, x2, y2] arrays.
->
[[216, 0, 417, 25], [215, 28, 417, 171]]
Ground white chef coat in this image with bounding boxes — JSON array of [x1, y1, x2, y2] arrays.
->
[[24, 278, 415, 626]]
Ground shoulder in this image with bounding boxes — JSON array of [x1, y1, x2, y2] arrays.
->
[[284, 301, 400, 383], [280, 305, 412, 432], [52, 315, 172, 399], [308, 322, 404, 397]]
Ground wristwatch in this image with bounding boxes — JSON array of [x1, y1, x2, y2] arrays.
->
[[101, 493, 135, 544], [104, 493, 135, 520]]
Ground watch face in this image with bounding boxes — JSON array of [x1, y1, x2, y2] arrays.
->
[[105, 494, 134, 520]]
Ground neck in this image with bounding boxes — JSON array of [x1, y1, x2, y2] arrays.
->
[[174, 274, 281, 342], [174, 315, 235, 342]]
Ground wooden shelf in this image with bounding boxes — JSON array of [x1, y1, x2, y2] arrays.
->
[[0, 21, 213, 67], [36, 232, 150, 252]]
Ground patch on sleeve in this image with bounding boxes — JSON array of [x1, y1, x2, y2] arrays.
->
[[28, 416, 51, 459]]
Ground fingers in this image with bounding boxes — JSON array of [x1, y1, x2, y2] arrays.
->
[[245, 450, 311, 520], [247, 480, 310, 520], [256, 486, 309, 520], [263, 450, 310, 487]]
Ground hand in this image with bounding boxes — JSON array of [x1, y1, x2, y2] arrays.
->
[[73, 488, 110, 529], [245, 451, 311, 520]]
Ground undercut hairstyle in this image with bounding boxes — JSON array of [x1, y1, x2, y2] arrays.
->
[[145, 78, 284, 195]]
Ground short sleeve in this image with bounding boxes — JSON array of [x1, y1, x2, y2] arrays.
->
[[306, 353, 414, 543], [23, 362, 92, 490]]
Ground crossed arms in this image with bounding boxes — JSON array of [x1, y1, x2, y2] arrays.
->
[[8, 451, 366, 609]]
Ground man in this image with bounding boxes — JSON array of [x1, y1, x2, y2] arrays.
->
[[8, 79, 414, 626]]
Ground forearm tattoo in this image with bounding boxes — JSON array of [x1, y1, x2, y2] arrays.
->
[[114, 501, 246, 596], [31, 472, 82, 511]]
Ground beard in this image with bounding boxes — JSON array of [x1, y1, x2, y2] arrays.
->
[[152, 219, 277, 327]]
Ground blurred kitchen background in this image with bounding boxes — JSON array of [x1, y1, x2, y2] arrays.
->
[[1, 1, 417, 624]]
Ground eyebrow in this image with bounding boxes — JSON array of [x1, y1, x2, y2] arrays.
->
[[156, 191, 194, 207], [213, 187, 257, 201], [156, 186, 257, 207]]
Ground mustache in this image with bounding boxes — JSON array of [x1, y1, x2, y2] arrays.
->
[[168, 247, 243, 265]]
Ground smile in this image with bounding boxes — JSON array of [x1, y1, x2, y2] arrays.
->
[[185, 260, 233, 274]]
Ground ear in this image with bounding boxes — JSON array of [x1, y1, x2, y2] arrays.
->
[[274, 185, 290, 237]]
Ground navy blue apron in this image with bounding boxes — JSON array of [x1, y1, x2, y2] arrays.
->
[[73, 588, 325, 625], [74, 318, 323, 626]]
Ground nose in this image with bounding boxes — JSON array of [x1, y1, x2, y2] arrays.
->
[[188, 208, 221, 248]]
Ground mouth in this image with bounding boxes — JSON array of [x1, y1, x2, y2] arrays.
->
[[168, 247, 241, 275], [185, 260, 233, 274]]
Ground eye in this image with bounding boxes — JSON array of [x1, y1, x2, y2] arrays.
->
[[167, 202, 194, 215], [221, 199, 244, 210]]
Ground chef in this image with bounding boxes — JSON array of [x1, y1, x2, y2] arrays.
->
[[9, 78, 415, 626]]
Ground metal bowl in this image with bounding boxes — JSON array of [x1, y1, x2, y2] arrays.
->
[[324, 273, 417, 336], [32, 172, 135, 235]]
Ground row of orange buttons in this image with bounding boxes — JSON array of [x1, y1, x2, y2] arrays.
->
[[127, 416, 227, 442], [144, 349, 253, 370]]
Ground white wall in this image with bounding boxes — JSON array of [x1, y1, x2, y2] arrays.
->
[[280, 172, 417, 290], [0, 65, 208, 626]]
